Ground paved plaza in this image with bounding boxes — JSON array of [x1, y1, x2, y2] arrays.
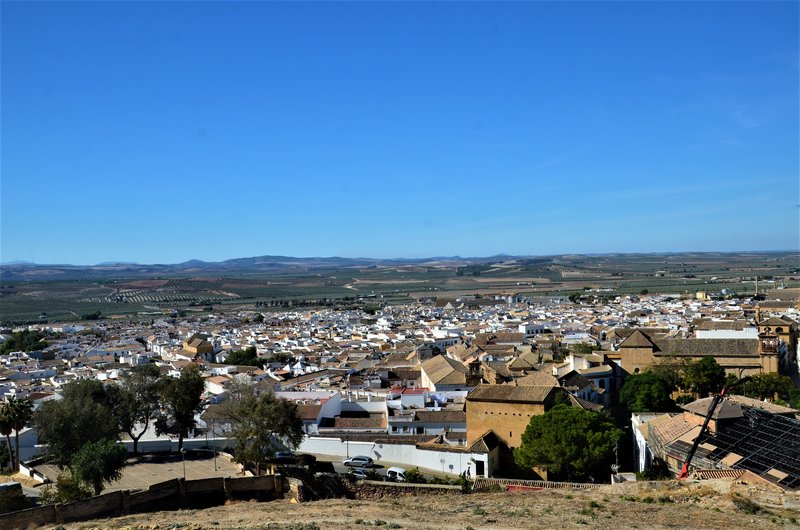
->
[[36, 450, 242, 492]]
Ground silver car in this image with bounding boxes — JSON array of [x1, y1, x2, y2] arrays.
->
[[343, 455, 374, 468]]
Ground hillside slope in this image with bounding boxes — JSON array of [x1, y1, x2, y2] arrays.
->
[[53, 480, 800, 530]]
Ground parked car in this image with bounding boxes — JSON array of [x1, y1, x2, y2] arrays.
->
[[274, 451, 295, 463], [343, 455, 374, 468], [350, 469, 368, 480], [385, 467, 406, 482]]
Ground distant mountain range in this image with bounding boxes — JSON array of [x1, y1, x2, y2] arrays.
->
[[0, 254, 514, 281], [1, 251, 794, 282]]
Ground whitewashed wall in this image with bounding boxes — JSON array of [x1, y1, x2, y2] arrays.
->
[[298, 436, 488, 477]]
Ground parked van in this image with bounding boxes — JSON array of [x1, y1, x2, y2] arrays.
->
[[385, 467, 406, 482]]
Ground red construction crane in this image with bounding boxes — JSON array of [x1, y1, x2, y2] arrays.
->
[[678, 376, 751, 480]]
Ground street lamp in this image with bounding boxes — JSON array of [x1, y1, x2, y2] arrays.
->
[[205, 424, 217, 472], [180, 448, 186, 480], [212, 421, 217, 472]]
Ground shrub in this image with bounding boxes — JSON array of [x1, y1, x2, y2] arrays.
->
[[456, 472, 473, 493], [403, 467, 426, 484], [731, 495, 764, 515], [0, 487, 29, 514], [40, 471, 93, 504], [635, 457, 672, 480]]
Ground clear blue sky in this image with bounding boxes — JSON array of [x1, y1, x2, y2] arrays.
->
[[2, 1, 798, 265]]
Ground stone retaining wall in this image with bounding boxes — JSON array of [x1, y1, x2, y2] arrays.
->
[[0, 475, 283, 530], [353, 480, 462, 499]]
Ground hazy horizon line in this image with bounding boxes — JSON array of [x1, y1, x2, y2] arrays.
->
[[2, 249, 798, 268]]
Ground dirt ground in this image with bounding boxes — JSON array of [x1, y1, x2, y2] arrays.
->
[[50, 480, 800, 530]]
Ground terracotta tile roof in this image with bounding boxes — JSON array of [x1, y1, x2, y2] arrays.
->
[[651, 414, 696, 444], [682, 398, 744, 420], [693, 469, 746, 480], [467, 384, 557, 404], [619, 329, 659, 349], [333, 416, 387, 429], [467, 430, 503, 453], [421, 354, 467, 386], [512, 371, 559, 387], [692, 319, 749, 331], [569, 394, 605, 412], [508, 351, 538, 370], [759, 316, 796, 327], [654, 338, 759, 358], [727, 395, 799, 415], [296, 404, 322, 420], [578, 365, 613, 376], [413, 410, 466, 423]]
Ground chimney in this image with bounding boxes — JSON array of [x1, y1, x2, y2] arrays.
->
[[466, 360, 483, 386]]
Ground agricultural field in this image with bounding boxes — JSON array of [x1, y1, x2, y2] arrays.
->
[[0, 252, 797, 325]]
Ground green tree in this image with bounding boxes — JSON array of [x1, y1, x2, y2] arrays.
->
[[156, 364, 205, 452], [41, 471, 93, 504], [0, 414, 13, 471], [70, 440, 128, 495], [34, 380, 120, 467], [514, 405, 622, 482], [221, 381, 304, 475], [573, 343, 602, 355], [742, 373, 793, 401], [0, 487, 29, 514], [1, 397, 33, 470], [403, 467, 427, 484], [82, 310, 103, 321], [0, 330, 48, 355], [684, 357, 726, 397], [225, 346, 259, 366], [115, 364, 163, 454], [264, 352, 294, 365], [619, 372, 676, 412], [649, 357, 688, 391]]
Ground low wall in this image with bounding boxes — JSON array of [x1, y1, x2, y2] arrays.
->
[[125, 478, 181, 513], [120, 436, 232, 454], [18, 462, 48, 484], [0, 475, 284, 530], [353, 480, 462, 499], [226, 475, 278, 498], [59, 490, 126, 523], [0, 505, 56, 530], [472, 478, 601, 491]]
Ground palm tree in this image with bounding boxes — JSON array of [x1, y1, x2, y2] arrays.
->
[[4, 397, 33, 471], [0, 405, 13, 471]]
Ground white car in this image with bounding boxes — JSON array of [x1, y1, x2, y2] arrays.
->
[[343, 455, 374, 468], [385, 467, 406, 482]]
